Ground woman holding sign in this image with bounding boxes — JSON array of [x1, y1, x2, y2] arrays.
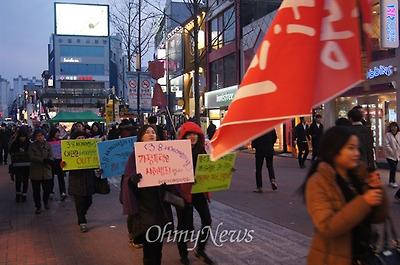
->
[[122, 124, 173, 265], [177, 122, 214, 265], [67, 130, 97, 233]]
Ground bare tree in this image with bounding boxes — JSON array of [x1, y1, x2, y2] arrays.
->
[[109, 0, 161, 71]]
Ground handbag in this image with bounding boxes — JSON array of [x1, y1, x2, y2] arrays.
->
[[377, 217, 400, 265], [95, 177, 110, 194], [163, 191, 185, 209], [355, 217, 400, 265]]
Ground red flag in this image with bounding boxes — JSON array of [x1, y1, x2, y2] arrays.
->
[[210, 0, 371, 160], [152, 83, 167, 107]]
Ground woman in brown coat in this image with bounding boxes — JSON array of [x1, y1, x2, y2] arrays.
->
[[300, 126, 389, 265]]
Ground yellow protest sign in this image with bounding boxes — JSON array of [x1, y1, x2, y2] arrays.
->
[[191, 153, 236, 194], [61, 139, 101, 170]]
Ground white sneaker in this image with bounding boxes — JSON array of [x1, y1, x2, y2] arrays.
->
[[391, 182, 398, 188]]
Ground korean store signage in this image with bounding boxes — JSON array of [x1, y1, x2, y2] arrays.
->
[[381, 0, 399, 48]]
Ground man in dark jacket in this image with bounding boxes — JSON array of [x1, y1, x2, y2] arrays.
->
[[348, 108, 375, 171], [309, 114, 324, 160], [251, 129, 278, 193], [295, 117, 310, 168], [0, 123, 12, 164], [207, 120, 217, 140]]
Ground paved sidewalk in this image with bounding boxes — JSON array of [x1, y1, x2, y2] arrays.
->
[[1, 152, 400, 265], [0, 161, 310, 265]]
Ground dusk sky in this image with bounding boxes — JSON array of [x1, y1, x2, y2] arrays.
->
[[0, 0, 124, 85]]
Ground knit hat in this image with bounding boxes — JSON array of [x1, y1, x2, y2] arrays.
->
[[178, 122, 205, 146], [33, 129, 46, 138]]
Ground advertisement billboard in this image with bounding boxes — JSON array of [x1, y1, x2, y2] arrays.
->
[[55, 3, 109, 37]]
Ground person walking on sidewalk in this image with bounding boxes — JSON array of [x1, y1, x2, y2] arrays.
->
[[309, 114, 324, 161], [28, 129, 54, 214], [9, 129, 30, 202], [295, 117, 310, 168], [251, 129, 278, 193], [0, 123, 12, 164], [66, 130, 97, 233], [300, 126, 388, 264], [47, 127, 68, 200], [177, 121, 215, 265], [383, 122, 400, 188], [122, 124, 173, 265], [118, 124, 142, 248]]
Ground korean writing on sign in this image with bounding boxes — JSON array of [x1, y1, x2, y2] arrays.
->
[[135, 140, 194, 188], [386, 4, 397, 42], [191, 153, 236, 194], [381, 0, 399, 48], [97, 136, 136, 178], [61, 139, 100, 170]]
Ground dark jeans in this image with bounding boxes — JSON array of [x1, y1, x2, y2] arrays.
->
[[15, 167, 29, 195], [51, 165, 66, 195], [31, 179, 52, 209], [255, 153, 275, 188], [143, 229, 163, 265], [0, 145, 8, 163], [297, 142, 309, 166], [176, 193, 212, 257], [386, 158, 398, 183], [73, 195, 92, 224], [127, 214, 134, 239], [312, 143, 319, 160]]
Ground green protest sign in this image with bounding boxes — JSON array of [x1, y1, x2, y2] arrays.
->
[[191, 153, 236, 194]]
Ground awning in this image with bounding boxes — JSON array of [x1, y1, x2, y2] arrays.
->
[[47, 110, 105, 123], [340, 83, 394, 97]]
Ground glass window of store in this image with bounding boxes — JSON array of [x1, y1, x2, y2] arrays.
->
[[210, 6, 235, 51], [210, 53, 236, 91], [240, 0, 282, 27], [336, 92, 397, 160]]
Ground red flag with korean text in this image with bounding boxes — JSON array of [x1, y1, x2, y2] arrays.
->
[[210, 0, 372, 160]]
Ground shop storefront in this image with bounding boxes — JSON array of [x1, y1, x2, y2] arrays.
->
[[334, 63, 397, 160]]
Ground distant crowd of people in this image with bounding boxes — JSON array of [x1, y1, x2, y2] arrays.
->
[[1, 116, 216, 265], [3, 106, 400, 265]]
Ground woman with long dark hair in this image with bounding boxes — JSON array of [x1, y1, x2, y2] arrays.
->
[[122, 124, 173, 265], [300, 126, 389, 264]]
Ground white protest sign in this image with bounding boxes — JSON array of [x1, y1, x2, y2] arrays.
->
[[134, 140, 194, 187]]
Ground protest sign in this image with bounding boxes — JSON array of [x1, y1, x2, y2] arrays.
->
[[135, 140, 194, 187], [49, 141, 62, 159], [61, 139, 101, 170], [97, 136, 136, 178], [191, 153, 236, 194]]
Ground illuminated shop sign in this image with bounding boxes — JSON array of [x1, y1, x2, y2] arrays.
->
[[205, 85, 238, 108], [61, 57, 82, 63], [59, 76, 94, 81], [381, 0, 399, 48], [366, 65, 393, 79]]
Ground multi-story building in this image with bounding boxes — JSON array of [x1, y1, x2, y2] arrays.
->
[[41, 2, 123, 115], [0, 76, 11, 121]]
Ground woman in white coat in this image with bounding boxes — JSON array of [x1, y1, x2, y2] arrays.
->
[[383, 122, 400, 188]]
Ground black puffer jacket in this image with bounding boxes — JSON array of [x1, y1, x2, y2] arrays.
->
[[68, 169, 96, 196]]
